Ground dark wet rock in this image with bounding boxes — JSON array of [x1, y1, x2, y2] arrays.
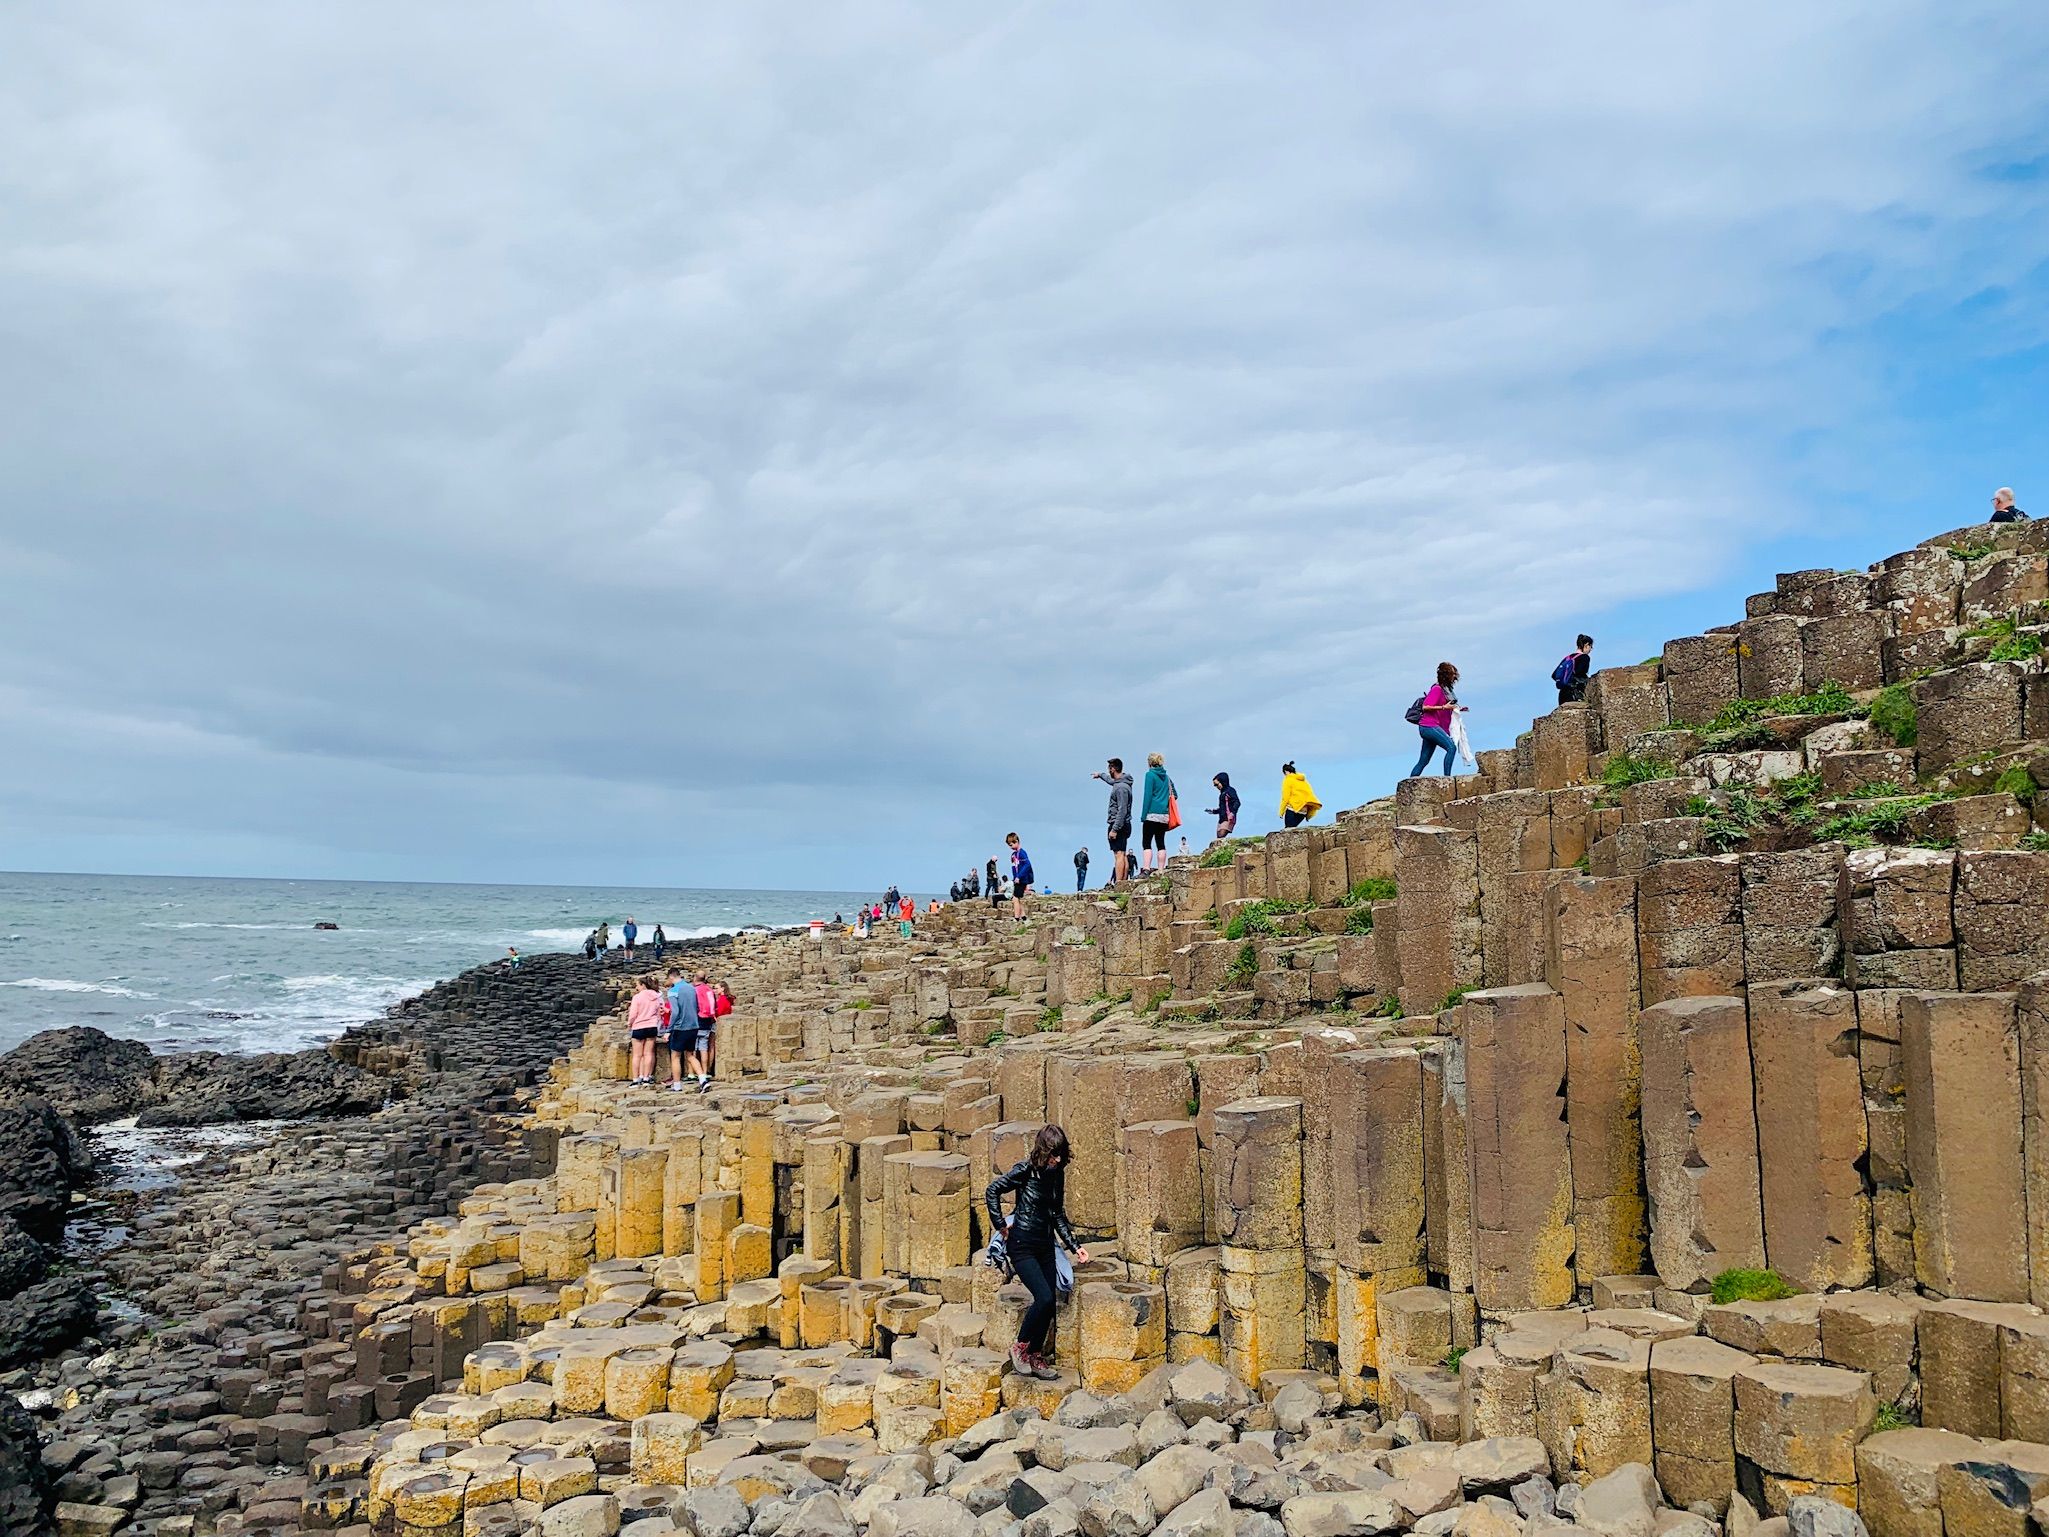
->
[[0, 1215, 50, 1296], [0, 1275, 96, 1372], [0, 1030, 156, 1126], [0, 1099, 93, 1245], [0, 1391, 54, 1537], [138, 1051, 383, 1128]]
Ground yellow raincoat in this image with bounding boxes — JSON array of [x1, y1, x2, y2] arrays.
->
[[1279, 771, 1322, 821]]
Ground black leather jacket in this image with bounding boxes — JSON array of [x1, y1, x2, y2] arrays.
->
[[986, 1158, 1077, 1251]]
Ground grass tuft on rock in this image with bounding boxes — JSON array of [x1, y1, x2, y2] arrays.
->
[[1709, 1266, 1798, 1304]]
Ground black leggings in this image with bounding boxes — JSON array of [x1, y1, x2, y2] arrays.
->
[[1012, 1242, 1059, 1355]]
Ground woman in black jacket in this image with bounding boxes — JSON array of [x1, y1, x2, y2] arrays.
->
[[986, 1124, 1089, 1379]]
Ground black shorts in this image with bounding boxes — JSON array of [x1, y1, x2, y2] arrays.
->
[[1141, 821, 1167, 850], [1107, 827, 1130, 853], [630, 1028, 658, 1041], [667, 1029, 693, 1051]]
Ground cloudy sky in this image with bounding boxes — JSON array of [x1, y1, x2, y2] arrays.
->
[[2, 3, 2045, 891]]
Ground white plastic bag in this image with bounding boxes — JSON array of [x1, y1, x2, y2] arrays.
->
[[1056, 1248, 1074, 1296], [1450, 708, 1477, 769]]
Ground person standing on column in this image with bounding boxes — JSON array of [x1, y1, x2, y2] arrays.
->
[[987, 1124, 1088, 1380], [1092, 758, 1134, 884]]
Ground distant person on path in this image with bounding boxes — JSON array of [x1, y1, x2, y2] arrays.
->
[[505, 947, 521, 969], [1138, 754, 1176, 875], [986, 1124, 1088, 1380], [1552, 635, 1594, 704], [1007, 833, 1034, 920], [1992, 487, 2030, 523], [1073, 848, 1090, 891], [596, 921, 610, 954], [1093, 759, 1135, 883], [583, 931, 598, 961], [885, 884, 901, 911], [900, 896, 915, 936], [626, 974, 665, 1085], [621, 917, 638, 959], [1408, 663, 1467, 778], [986, 859, 1001, 908], [652, 924, 667, 961], [1179, 835, 1190, 857], [1208, 772, 1241, 841]]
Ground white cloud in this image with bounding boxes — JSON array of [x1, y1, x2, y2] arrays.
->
[[0, 1, 2044, 882]]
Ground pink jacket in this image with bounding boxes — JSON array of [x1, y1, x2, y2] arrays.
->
[[1420, 685, 1455, 732], [627, 990, 665, 1033]]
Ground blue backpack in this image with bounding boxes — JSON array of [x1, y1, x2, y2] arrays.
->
[[1551, 653, 1579, 689]]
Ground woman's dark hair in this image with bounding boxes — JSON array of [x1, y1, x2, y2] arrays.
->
[[1281, 761, 1296, 774], [1030, 1124, 1071, 1168], [639, 974, 658, 990], [1436, 662, 1459, 688]]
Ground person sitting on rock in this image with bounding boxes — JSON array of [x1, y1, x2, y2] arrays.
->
[[986, 1123, 1089, 1380], [1992, 487, 2030, 524]]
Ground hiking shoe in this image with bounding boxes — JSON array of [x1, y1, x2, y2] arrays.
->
[[1029, 1350, 1060, 1380], [1009, 1343, 1034, 1375]]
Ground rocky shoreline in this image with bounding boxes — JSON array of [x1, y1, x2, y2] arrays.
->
[[0, 941, 733, 1537]]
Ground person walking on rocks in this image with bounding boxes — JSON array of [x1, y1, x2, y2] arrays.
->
[[1552, 635, 1594, 704], [652, 924, 667, 961], [1408, 663, 1467, 778], [1992, 487, 2030, 524], [626, 974, 665, 1085], [1092, 759, 1134, 883], [1007, 833, 1034, 920], [1279, 761, 1322, 827], [1073, 848, 1089, 892], [987, 1124, 1088, 1380], [1208, 772, 1241, 841], [986, 859, 1003, 911], [1138, 753, 1176, 875], [621, 917, 638, 960], [596, 921, 610, 954], [583, 930, 598, 961]]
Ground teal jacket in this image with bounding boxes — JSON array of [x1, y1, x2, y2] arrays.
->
[[1141, 765, 1174, 821]]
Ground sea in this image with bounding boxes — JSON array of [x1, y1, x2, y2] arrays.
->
[[0, 871, 876, 1057]]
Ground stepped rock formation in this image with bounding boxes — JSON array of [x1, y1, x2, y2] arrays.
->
[[23, 518, 2049, 1537]]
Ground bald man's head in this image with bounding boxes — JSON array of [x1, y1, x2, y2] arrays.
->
[[1995, 487, 2016, 510]]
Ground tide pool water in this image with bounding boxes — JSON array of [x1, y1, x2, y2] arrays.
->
[[0, 871, 872, 1055]]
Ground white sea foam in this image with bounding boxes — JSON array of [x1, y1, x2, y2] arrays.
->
[[4, 977, 153, 998]]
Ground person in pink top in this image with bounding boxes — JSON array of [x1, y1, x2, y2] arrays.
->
[[1409, 661, 1467, 777], [626, 974, 666, 1085]]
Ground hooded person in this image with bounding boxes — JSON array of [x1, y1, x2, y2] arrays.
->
[[1208, 772, 1242, 840], [1278, 762, 1322, 828]]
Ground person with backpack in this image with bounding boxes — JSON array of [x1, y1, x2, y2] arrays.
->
[[1208, 772, 1241, 841], [1553, 635, 1594, 704], [1407, 663, 1467, 777], [1278, 762, 1322, 827], [1007, 833, 1034, 919], [1138, 753, 1176, 874], [1992, 487, 2030, 524]]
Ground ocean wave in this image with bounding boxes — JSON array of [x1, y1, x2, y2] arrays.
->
[[4, 977, 154, 999], [142, 921, 300, 932]]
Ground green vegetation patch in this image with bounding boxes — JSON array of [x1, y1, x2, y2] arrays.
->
[[1709, 1267, 1799, 1304], [1872, 1403, 1912, 1433], [1995, 765, 2038, 805], [1990, 632, 2045, 663], [1225, 898, 1314, 941], [1868, 684, 1917, 747], [1198, 837, 1260, 870], [1346, 877, 1398, 905], [1344, 907, 1376, 936], [1601, 752, 1676, 788], [1694, 681, 1860, 749], [1228, 943, 1259, 983]]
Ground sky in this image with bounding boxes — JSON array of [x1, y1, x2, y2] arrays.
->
[[2, 2, 2046, 892]]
